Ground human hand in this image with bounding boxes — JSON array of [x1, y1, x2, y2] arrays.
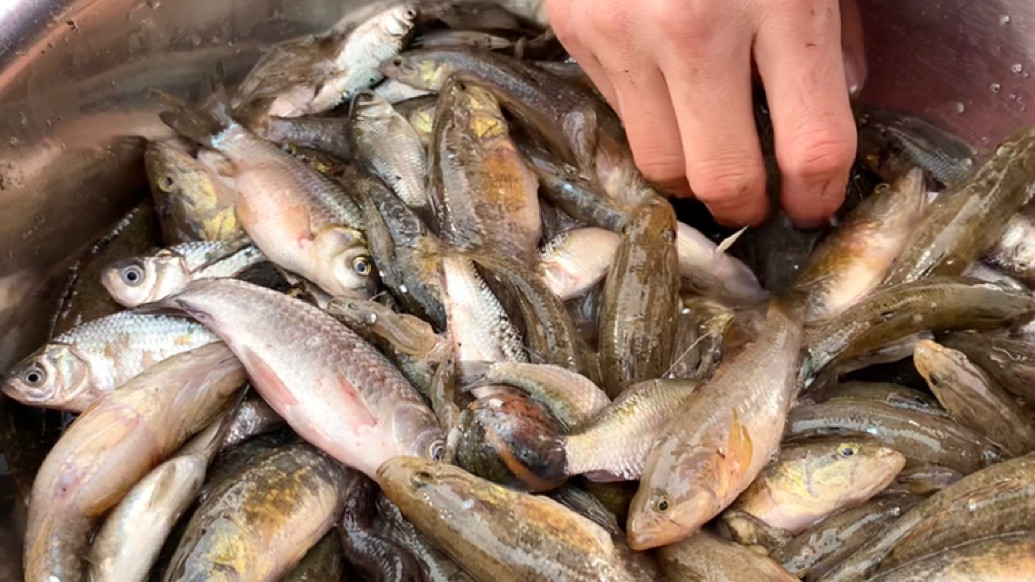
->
[[545, 0, 867, 227]]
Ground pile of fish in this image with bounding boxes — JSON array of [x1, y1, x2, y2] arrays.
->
[[5, 1, 1035, 580]]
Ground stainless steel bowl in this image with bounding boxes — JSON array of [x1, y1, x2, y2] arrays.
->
[[1, 0, 1034, 369]]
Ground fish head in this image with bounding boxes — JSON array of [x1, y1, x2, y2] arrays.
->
[[376, 455, 455, 511], [790, 440, 907, 505], [350, 91, 396, 121], [627, 435, 730, 550], [145, 140, 218, 206], [912, 339, 962, 388], [313, 227, 379, 299], [2, 344, 91, 407], [382, 3, 419, 39], [380, 52, 455, 92], [101, 251, 191, 308]]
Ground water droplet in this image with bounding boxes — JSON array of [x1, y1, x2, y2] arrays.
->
[[1001, 15, 1012, 25], [1013, 63, 1024, 74], [991, 82, 1002, 94], [955, 101, 966, 114], [145, 0, 161, 8], [364, 313, 377, 326]]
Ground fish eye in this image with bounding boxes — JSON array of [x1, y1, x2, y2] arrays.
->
[[430, 441, 445, 461], [839, 445, 856, 457], [391, 57, 404, 67], [282, 144, 298, 155], [874, 183, 891, 195], [352, 256, 373, 277], [158, 175, 175, 192], [404, 8, 416, 18], [120, 263, 146, 286], [22, 366, 47, 387], [654, 495, 671, 513]]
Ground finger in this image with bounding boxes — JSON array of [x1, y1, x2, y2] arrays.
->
[[754, 0, 857, 226], [546, 0, 621, 114], [839, 0, 867, 96], [658, 14, 768, 226]]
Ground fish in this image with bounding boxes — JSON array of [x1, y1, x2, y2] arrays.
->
[[887, 465, 963, 496], [628, 298, 804, 550], [428, 77, 541, 266], [459, 361, 609, 429], [376, 456, 659, 582], [415, 0, 531, 31], [159, 93, 377, 299], [983, 206, 1035, 289], [162, 443, 349, 582], [2, 312, 220, 411], [816, 451, 1035, 581], [24, 343, 245, 582], [785, 399, 1002, 474], [393, 94, 438, 147], [796, 168, 928, 322], [102, 240, 266, 307], [941, 332, 1035, 404], [822, 382, 948, 418], [376, 492, 478, 582], [144, 138, 243, 244], [597, 198, 680, 398], [220, 395, 286, 449], [338, 468, 424, 582], [772, 493, 922, 580], [156, 278, 445, 478], [803, 277, 1035, 381], [725, 440, 905, 533], [536, 227, 620, 301], [233, 3, 417, 120], [282, 533, 347, 582], [913, 339, 1035, 457], [675, 222, 767, 306], [881, 125, 1035, 286], [853, 103, 976, 189], [412, 28, 520, 51], [257, 115, 353, 161], [373, 77, 434, 103], [656, 531, 799, 582], [869, 533, 1035, 582], [349, 91, 430, 212], [86, 409, 235, 582]]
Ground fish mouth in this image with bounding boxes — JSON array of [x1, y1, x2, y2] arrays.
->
[[626, 513, 694, 551]]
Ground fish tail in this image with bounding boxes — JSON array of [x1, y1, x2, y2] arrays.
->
[[157, 89, 238, 149]]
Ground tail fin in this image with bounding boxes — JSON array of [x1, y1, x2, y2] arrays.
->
[[156, 88, 236, 149]]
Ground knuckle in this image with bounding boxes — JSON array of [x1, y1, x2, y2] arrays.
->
[[781, 126, 857, 183], [652, 0, 713, 41], [590, 8, 627, 37], [636, 154, 686, 185], [688, 159, 766, 208]]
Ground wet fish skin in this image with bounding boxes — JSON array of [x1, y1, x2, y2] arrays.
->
[[803, 277, 1035, 381], [853, 103, 976, 188], [377, 456, 659, 582], [941, 332, 1035, 404], [822, 382, 948, 418], [460, 360, 609, 430], [416, 0, 530, 31], [428, 77, 541, 266], [258, 116, 352, 160], [656, 531, 799, 582], [86, 415, 230, 582], [376, 493, 477, 582], [881, 125, 1035, 286], [102, 241, 265, 308], [2, 312, 220, 412], [869, 533, 1035, 582], [913, 339, 1035, 457], [886, 465, 963, 496], [816, 451, 1035, 581], [548, 483, 624, 537], [536, 227, 620, 301], [145, 138, 243, 244], [983, 207, 1035, 288], [628, 298, 804, 550], [198, 431, 295, 505], [676, 222, 766, 306], [24, 343, 245, 582], [412, 28, 518, 51], [163, 443, 349, 582], [282, 533, 347, 582], [796, 168, 927, 322], [221, 395, 286, 449], [469, 252, 594, 380], [727, 440, 905, 534], [772, 494, 922, 580], [597, 198, 680, 398], [159, 95, 376, 299], [393, 94, 438, 147], [339, 469, 424, 582], [349, 91, 430, 211], [785, 398, 1002, 475], [234, 4, 417, 119], [157, 278, 445, 478]]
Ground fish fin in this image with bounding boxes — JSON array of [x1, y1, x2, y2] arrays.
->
[[727, 408, 754, 473], [455, 360, 494, 391], [715, 227, 749, 255], [157, 88, 237, 149], [563, 106, 599, 176]]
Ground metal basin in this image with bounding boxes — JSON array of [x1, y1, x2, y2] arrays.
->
[[1, 0, 1034, 368]]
